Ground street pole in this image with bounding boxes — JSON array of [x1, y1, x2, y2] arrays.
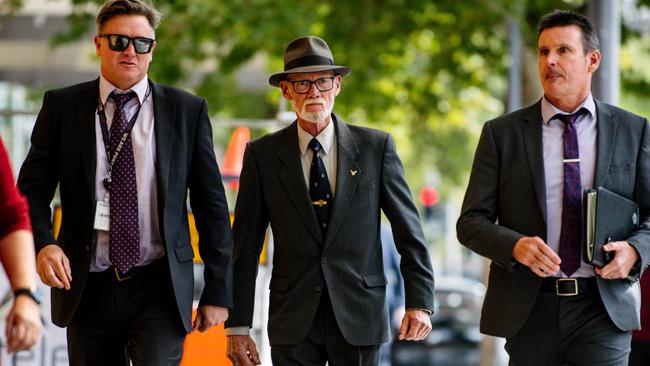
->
[[589, 0, 621, 105]]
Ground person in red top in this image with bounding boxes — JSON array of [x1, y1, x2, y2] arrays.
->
[[630, 273, 650, 365], [0, 137, 42, 353]]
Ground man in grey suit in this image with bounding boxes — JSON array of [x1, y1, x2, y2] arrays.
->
[[457, 10, 650, 365], [225, 36, 435, 366]]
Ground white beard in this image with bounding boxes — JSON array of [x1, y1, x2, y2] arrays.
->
[[293, 98, 334, 124]]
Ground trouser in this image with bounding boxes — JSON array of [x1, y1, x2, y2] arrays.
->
[[271, 290, 381, 366], [505, 280, 631, 366], [67, 259, 186, 366]]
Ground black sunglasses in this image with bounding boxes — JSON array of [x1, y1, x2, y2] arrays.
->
[[98, 34, 155, 54]]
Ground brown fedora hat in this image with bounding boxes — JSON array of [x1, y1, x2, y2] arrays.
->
[[269, 36, 351, 87]]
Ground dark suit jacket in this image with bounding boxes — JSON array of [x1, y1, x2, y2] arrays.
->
[[225, 114, 435, 346], [17, 78, 233, 332], [457, 99, 650, 338]]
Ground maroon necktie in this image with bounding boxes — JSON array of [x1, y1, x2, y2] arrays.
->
[[108, 91, 140, 274], [557, 108, 587, 276]]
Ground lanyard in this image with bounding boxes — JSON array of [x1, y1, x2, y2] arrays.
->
[[97, 84, 151, 192]]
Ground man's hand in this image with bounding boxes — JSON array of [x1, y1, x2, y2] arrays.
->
[[5, 295, 42, 353], [513, 236, 561, 277], [595, 241, 639, 279], [227, 335, 261, 365], [36, 245, 71, 290], [398, 309, 432, 341], [192, 305, 228, 333]]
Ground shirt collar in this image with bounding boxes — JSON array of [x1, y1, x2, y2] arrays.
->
[[297, 120, 335, 157], [541, 92, 596, 125], [99, 75, 149, 106]]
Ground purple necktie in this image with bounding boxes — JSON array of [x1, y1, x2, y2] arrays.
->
[[557, 108, 586, 276], [108, 91, 140, 274], [308, 138, 331, 234]]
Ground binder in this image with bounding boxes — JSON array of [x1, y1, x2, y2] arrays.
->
[[583, 187, 640, 267]]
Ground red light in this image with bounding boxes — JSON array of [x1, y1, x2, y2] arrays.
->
[[419, 186, 439, 207]]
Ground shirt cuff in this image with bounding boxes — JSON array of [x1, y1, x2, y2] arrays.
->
[[225, 326, 250, 336], [407, 308, 433, 316]]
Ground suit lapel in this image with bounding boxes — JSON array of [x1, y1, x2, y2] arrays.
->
[[521, 101, 548, 224], [152, 82, 175, 228], [278, 123, 323, 242], [78, 79, 100, 204], [593, 101, 616, 187], [324, 116, 360, 248]]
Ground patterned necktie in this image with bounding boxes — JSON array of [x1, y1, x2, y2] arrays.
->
[[108, 91, 140, 274], [556, 108, 587, 276], [308, 138, 332, 235]]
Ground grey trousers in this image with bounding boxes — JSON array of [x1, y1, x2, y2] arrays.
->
[[271, 290, 380, 366], [505, 290, 631, 366]]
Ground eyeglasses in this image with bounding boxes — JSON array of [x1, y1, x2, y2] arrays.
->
[[98, 34, 155, 54], [286, 77, 335, 94]]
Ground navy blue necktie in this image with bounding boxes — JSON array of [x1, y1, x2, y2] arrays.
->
[[556, 108, 587, 276], [108, 91, 140, 274], [308, 138, 331, 234]]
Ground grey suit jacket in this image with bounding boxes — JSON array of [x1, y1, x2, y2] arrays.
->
[[225, 114, 435, 346], [457, 99, 650, 338], [18, 78, 233, 332]]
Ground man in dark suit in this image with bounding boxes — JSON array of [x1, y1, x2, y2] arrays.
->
[[17, 0, 233, 364], [457, 10, 650, 365], [225, 36, 435, 366]]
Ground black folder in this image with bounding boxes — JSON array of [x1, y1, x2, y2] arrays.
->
[[583, 187, 640, 267]]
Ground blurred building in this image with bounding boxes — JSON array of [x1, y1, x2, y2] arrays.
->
[[0, 0, 97, 85], [1, 0, 96, 173]]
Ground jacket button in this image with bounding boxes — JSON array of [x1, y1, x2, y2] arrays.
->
[[85, 245, 90, 251], [322, 257, 328, 264], [314, 286, 321, 292]]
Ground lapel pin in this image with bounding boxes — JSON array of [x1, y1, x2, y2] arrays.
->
[[350, 170, 358, 176]]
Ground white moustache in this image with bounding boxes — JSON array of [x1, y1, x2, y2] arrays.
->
[[304, 98, 326, 105]]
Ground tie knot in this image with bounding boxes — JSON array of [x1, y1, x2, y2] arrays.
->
[[554, 108, 587, 126], [110, 91, 136, 109], [308, 138, 322, 153]]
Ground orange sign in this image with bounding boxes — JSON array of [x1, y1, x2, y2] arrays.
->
[[181, 310, 230, 365]]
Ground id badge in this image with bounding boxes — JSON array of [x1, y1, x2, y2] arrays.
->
[[94, 200, 110, 231]]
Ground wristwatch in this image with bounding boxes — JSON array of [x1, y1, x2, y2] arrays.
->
[[14, 287, 42, 305]]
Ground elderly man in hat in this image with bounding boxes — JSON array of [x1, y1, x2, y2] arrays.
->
[[224, 35, 435, 366]]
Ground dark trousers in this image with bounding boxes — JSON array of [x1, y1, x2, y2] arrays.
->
[[271, 291, 381, 366], [67, 259, 186, 366], [505, 289, 631, 366], [629, 340, 650, 365]]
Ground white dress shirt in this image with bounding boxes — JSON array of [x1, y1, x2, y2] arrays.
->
[[297, 120, 338, 195], [92, 75, 164, 272]]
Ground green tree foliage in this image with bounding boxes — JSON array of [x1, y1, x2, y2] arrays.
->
[[0, 0, 22, 15], [45, 0, 610, 192]]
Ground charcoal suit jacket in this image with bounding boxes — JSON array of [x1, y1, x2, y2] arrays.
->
[[457, 99, 650, 337], [18, 78, 233, 331], [226, 114, 435, 346]]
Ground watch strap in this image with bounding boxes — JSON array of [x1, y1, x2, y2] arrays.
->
[[14, 287, 41, 304]]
